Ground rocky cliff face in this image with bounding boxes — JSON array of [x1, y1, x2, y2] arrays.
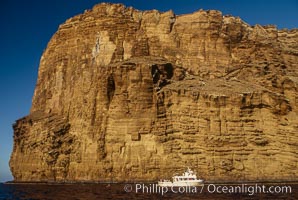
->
[[10, 3, 298, 182]]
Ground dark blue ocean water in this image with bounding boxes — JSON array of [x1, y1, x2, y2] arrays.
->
[[0, 183, 297, 200]]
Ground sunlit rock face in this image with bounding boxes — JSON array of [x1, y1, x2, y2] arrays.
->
[[10, 3, 298, 182]]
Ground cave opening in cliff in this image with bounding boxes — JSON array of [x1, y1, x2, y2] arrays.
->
[[164, 63, 174, 79], [151, 64, 174, 89], [107, 74, 115, 103]]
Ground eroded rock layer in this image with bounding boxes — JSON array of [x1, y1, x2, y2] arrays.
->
[[10, 3, 298, 182]]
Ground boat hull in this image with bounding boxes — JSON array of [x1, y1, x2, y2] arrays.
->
[[158, 180, 204, 187]]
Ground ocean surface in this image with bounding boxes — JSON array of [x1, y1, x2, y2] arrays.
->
[[0, 182, 297, 200]]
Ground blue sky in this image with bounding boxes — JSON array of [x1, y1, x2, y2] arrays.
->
[[0, 0, 297, 182]]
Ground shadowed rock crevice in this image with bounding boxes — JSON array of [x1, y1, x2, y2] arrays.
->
[[107, 74, 115, 104]]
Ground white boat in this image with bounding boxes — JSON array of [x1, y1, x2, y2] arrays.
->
[[158, 167, 204, 187]]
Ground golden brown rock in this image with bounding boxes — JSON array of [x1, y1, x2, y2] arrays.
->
[[10, 3, 298, 182]]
